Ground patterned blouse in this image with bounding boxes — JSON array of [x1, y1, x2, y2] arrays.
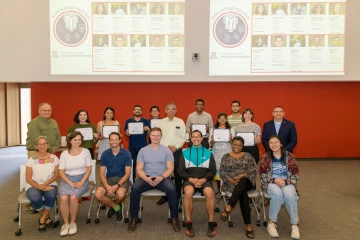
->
[[220, 152, 257, 195]]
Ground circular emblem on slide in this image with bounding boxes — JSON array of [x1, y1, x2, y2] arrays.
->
[[213, 12, 248, 48], [53, 11, 88, 47]]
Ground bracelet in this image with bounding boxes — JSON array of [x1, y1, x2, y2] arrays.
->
[[161, 175, 165, 180]]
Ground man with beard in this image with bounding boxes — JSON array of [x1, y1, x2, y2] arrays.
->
[[227, 100, 243, 131], [124, 105, 150, 181]]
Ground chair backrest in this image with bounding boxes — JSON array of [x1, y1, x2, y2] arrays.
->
[[20, 165, 27, 192], [88, 160, 97, 184], [129, 159, 134, 183]]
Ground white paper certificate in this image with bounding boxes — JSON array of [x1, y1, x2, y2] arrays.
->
[[102, 125, 119, 139], [214, 129, 230, 142], [192, 124, 207, 136], [128, 122, 144, 135], [150, 119, 161, 128], [236, 132, 255, 146], [75, 127, 93, 141]]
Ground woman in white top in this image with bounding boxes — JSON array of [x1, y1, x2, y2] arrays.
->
[[96, 107, 120, 160], [26, 136, 59, 232], [59, 131, 92, 236]]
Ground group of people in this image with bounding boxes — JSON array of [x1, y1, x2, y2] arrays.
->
[[93, 3, 184, 16], [25, 100, 300, 239]]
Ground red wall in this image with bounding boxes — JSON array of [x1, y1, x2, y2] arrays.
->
[[31, 82, 360, 158]]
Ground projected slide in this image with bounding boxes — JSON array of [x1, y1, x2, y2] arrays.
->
[[50, 0, 185, 75], [209, 0, 346, 76]]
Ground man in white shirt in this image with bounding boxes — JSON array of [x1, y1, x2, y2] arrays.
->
[[185, 98, 213, 149], [157, 102, 186, 205]]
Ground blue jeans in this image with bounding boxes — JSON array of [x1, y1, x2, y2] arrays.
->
[[130, 178, 179, 219], [267, 183, 298, 224], [26, 186, 58, 211]]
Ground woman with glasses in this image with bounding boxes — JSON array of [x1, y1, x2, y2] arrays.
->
[[259, 135, 300, 239], [25, 136, 59, 232], [219, 136, 257, 239]]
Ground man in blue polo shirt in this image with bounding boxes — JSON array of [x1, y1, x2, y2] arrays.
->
[[125, 104, 151, 181], [94, 132, 132, 223]]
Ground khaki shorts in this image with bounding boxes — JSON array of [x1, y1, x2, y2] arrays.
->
[[101, 176, 130, 193]]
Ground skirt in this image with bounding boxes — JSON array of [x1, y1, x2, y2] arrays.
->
[[59, 173, 89, 198]]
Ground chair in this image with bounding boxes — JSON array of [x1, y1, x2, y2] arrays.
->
[[138, 188, 171, 223], [13, 165, 59, 236]]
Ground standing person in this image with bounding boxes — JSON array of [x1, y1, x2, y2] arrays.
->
[[227, 100, 243, 131], [95, 132, 131, 223], [236, 108, 262, 163], [97, 107, 120, 161], [185, 98, 213, 149], [262, 106, 297, 153], [259, 135, 300, 239], [157, 102, 186, 205], [209, 113, 235, 197], [26, 102, 61, 214], [127, 127, 180, 233], [58, 131, 92, 236], [68, 109, 98, 159], [148, 105, 162, 144], [124, 105, 150, 181], [25, 136, 59, 232], [178, 130, 217, 237]]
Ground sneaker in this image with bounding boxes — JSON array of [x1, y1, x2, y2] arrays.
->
[[60, 224, 69, 236], [106, 207, 115, 218], [68, 223, 77, 235], [185, 221, 194, 237], [116, 203, 124, 223], [207, 221, 217, 237], [267, 222, 279, 238], [291, 225, 300, 239]]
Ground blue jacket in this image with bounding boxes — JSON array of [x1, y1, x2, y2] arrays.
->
[[262, 118, 297, 152]]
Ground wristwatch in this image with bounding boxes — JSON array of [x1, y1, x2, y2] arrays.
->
[[117, 183, 121, 188]]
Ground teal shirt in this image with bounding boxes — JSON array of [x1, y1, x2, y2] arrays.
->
[[68, 123, 97, 149]]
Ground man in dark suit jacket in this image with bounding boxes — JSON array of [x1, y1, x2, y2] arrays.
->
[[262, 106, 297, 152]]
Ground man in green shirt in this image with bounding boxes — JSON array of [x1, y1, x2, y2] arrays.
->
[[227, 100, 243, 131]]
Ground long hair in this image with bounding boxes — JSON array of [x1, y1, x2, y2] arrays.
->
[[214, 112, 231, 129], [268, 135, 286, 165], [102, 107, 115, 120], [73, 109, 90, 124], [66, 131, 84, 151]]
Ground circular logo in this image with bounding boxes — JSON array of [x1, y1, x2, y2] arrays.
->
[[213, 12, 248, 48], [53, 11, 88, 47]]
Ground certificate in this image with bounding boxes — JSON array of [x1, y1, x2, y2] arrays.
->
[[75, 127, 93, 141], [102, 125, 119, 139], [128, 122, 144, 135], [150, 119, 161, 128], [213, 129, 230, 142], [236, 132, 255, 146], [192, 124, 207, 136]]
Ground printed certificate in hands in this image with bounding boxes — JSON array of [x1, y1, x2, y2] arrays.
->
[[192, 124, 207, 136], [128, 122, 144, 135], [214, 129, 231, 142], [75, 127, 93, 141], [150, 119, 161, 128], [102, 125, 119, 139], [236, 132, 255, 146]]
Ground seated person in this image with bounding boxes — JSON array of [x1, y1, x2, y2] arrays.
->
[[219, 136, 257, 239], [128, 127, 180, 233], [95, 132, 131, 223], [178, 130, 217, 237], [25, 136, 59, 232], [259, 135, 300, 239]]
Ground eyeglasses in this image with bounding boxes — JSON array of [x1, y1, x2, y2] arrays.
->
[[273, 111, 284, 113], [166, 108, 176, 111], [36, 143, 48, 146]]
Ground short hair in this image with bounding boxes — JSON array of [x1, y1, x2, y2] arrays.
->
[[242, 108, 254, 122], [34, 136, 48, 148], [275, 36, 283, 41], [313, 36, 320, 40], [195, 98, 205, 105], [231, 100, 240, 106], [150, 105, 160, 112], [333, 36, 340, 41], [38, 102, 51, 110], [73, 109, 90, 124], [232, 136, 245, 146], [273, 106, 284, 111], [109, 132, 122, 140], [154, 36, 161, 40], [133, 104, 142, 110], [165, 102, 176, 110], [103, 106, 115, 120], [66, 131, 84, 151], [173, 36, 180, 41], [115, 36, 124, 41], [191, 130, 203, 137], [149, 127, 162, 135]]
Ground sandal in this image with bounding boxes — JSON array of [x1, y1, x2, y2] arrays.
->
[[215, 192, 221, 199], [220, 209, 230, 221], [45, 216, 54, 227], [245, 230, 254, 239], [38, 218, 47, 233]]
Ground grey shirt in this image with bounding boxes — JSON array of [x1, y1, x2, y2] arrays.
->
[[185, 111, 214, 137], [137, 144, 174, 176], [236, 123, 261, 136]]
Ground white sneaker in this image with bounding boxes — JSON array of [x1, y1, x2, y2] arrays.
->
[[291, 225, 300, 239], [267, 222, 279, 238], [68, 223, 77, 235], [60, 224, 69, 236]]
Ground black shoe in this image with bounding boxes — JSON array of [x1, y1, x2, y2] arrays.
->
[[106, 207, 115, 218], [128, 218, 138, 233], [185, 221, 195, 237], [116, 203, 124, 223], [157, 196, 168, 205], [207, 222, 217, 237]]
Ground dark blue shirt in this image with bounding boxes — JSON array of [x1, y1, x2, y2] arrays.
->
[[100, 148, 132, 178], [124, 118, 150, 148]]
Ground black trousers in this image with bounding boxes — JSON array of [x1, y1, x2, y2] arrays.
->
[[173, 148, 183, 200], [228, 177, 253, 225]]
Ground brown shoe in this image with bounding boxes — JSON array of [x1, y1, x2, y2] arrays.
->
[[264, 197, 270, 207], [170, 218, 181, 232], [128, 218, 138, 233]]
